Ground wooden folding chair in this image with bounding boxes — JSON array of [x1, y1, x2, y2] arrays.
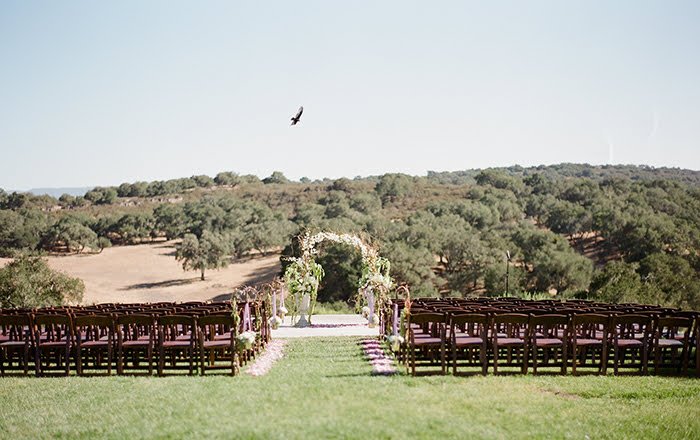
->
[[529, 314, 569, 374], [492, 313, 529, 374], [117, 314, 156, 375], [570, 313, 609, 375], [449, 313, 489, 375], [610, 314, 653, 375], [73, 314, 115, 376], [197, 314, 238, 376], [157, 315, 198, 376], [33, 314, 73, 376], [407, 312, 446, 376], [0, 314, 33, 375], [654, 316, 692, 375]]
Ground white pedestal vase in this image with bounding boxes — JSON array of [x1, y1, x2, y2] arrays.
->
[[278, 287, 288, 320], [296, 293, 311, 327], [364, 288, 377, 328]]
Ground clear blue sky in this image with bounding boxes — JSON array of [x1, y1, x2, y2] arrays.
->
[[1, 1, 699, 190]]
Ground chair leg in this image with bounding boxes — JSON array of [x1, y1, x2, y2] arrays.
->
[[655, 345, 661, 374], [35, 349, 41, 376], [493, 344, 499, 375], [522, 345, 528, 375], [107, 343, 113, 375], [562, 344, 567, 375], [23, 343, 30, 375], [410, 344, 416, 376], [452, 343, 457, 375], [601, 342, 608, 375], [65, 345, 71, 376], [440, 342, 446, 375], [532, 346, 538, 375], [695, 334, 699, 377]]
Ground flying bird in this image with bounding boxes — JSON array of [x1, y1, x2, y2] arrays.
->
[[290, 106, 303, 126]]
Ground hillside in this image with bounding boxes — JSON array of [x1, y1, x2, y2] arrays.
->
[[25, 187, 94, 198], [1, 163, 699, 309]]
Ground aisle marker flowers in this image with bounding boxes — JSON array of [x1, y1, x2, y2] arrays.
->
[[360, 339, 397, 375], [246, 340, 288, 377]]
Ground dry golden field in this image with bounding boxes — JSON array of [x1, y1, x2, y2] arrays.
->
[[0, 242, 281, 304]]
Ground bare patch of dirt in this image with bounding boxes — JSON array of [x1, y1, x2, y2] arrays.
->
[[1, 241, 281, 304]]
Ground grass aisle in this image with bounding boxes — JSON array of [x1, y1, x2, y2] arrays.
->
[[1, 337, 699, 439]]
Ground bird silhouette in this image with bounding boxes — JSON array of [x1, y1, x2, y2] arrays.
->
[[290, 106, 303, 125]]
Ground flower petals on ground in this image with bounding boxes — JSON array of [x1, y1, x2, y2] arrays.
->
[[246, 340, 287, 377], [310, 323, 365, 328], [360, 338, 397, 375]]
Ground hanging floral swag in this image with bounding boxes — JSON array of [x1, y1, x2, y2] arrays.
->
[[230, 289, 259, 352], [263, 281, 284, 330], [283, 232, 394, 327]]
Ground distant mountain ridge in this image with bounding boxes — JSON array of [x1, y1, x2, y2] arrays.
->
[[24, 187, 94, 198], [5, 164, 700, 199], [425, 164, 700, 186]]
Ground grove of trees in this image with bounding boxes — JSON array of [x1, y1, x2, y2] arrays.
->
[[1, 164, 699, 310]]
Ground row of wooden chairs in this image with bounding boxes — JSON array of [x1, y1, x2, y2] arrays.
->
[[0, 301, 269, 376], [384, 298, 699, 376]]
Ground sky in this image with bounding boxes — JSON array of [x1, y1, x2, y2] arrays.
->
[[1, 1, 699, 190]]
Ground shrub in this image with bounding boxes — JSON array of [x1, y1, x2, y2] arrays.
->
[[0, 255, 84, 308]]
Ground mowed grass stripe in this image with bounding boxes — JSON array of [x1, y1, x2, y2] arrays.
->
[[1, 337, 699, 439]]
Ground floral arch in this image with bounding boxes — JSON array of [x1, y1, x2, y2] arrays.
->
[[283, 232, 393, 327]]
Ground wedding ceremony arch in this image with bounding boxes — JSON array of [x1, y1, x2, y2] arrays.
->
[[283, 232, 394, 327]]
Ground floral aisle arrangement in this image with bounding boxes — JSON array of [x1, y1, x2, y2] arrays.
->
[[385, 286, 411, 355], [385, 299, 406, 353], [386, 334, 405, 353], [268, 315, 283, 330], [283, 256, 324, 326], [355, 238, 393, 328], [236, 330, 257, 351], [278, 304, 288, 319], [264, 280, 285, 330], [230, 293, 259, 351], [277, 282, 289, 319], [283, 231, 394, 327]]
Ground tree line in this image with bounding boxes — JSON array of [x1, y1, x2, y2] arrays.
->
[[1, 164, 699, 310]]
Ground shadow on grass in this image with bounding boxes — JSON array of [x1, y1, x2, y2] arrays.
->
[[154, 242, 176, 249], [121, 277, 199, 290], [209, 259, 281, 301], [323, 373, 376, 378]]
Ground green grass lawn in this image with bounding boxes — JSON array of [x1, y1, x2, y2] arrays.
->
[[1, 337, 699, 439], [311, 301, 355, 314]]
